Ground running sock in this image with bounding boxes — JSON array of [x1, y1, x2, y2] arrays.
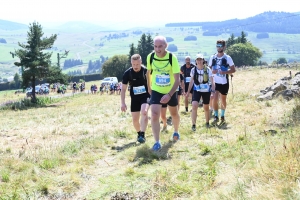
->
[[185, 107, 188, 112], [214, 110, 219, 117], [221, 109, 225, 117]]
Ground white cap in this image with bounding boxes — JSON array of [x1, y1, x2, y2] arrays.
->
[[195, 54, 204, 59]]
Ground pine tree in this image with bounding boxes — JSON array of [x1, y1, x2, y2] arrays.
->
[[240, 31, 247, 43], [136, 33, 154, 65], [14, 22, 57, 102], [13, 73, 21, 89], [145, 34, 154, 61], [128, 43, 137, 65], [226, 33, 235, 48], [137, 33, 148, 65]]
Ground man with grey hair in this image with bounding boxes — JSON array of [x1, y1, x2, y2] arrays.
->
[[181, 56, 196, 112], [147, 36, 181, 151]]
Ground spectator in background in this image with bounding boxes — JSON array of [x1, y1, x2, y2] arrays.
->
[[72, 82, 77, 93]]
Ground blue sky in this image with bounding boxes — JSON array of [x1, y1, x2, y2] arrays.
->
[[1, 0, 300, 28]]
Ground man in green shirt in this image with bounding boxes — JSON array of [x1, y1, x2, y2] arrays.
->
[[147, 36, 181, 151]]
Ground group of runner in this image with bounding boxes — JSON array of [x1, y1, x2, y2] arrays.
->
[[121, 36, 236, 151], [100, 83, 121, 95]]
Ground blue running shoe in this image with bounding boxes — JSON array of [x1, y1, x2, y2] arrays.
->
[[173, 132, 180, 141], [152, 142, 161, 151]]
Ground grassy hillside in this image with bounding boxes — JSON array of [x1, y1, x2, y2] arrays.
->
[[0, 19, 27, 30], [0, 67, 299, 199], [166, 11, 300, 34], [1, 25, 300, 79]]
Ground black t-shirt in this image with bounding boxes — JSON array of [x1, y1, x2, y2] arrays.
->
[[179, 74, 184, 88], [122, 67, 149, 97], [180, 74, 184, 81], [180, 64, 196, 83]]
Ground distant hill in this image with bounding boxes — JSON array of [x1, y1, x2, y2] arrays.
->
[[0, 19, 27, 30], [55, 21, 115, 32], [165, 11, 300, 34]]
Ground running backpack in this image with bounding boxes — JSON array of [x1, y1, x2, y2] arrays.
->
[[211, 54, 229, 69], [211, 54, 230, 80], [128, 67, 147, 86], [193, 66, 209, 85], [181, 64, 195, 83], [149, 52, 173, 74]]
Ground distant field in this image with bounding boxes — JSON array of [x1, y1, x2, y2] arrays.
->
[[1, 26, 300, 78]]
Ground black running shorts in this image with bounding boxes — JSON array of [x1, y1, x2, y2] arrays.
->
[[131, 94, 149, 112], [215, 83, 229, 95], [185, 83, 193, 93], [177, 87, 182, 95], [192, 91, 211, 104], [150, 90, 178, 107]]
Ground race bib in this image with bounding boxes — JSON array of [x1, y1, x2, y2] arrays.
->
[[185, 77, 191, 83], [155, 74, 170, 86], [217, 66, 228, 77], [133, 86, 146, 95], [194, 83, 210, 92], [216, 71, 225, 77]]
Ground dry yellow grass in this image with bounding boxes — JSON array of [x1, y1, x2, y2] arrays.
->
[[0, 67, 299, 199]]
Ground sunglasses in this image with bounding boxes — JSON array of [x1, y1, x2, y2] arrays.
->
[[216, 44, 223, 48]]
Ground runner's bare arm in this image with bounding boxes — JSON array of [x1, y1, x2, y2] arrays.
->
[[220, 65, 236, 75], [168, 73, 180, 96], [120, 84, 128, 112], [146, 70, 152, 95], [186, 76, 194, 96]]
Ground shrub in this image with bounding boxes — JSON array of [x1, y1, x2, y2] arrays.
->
[[184, 36, 197, 41], [256, 33, 269, 39], [0, 38, 7, 43], [167, 44, 178, 52], [166, 37, 174, 42]]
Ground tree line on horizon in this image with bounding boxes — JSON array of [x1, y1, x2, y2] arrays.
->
[[100, 31, 264, 80], [3, 21, 291, 94], [165, 11, 300, 34]]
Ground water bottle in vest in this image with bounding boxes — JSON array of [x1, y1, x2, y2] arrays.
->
[[203, 67, 208, 83]]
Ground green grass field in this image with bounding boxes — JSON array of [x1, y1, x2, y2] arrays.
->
[[0, 67, 300, 199]]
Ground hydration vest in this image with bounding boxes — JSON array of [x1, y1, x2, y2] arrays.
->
[[211, 54, 229, 68], [193, 66, 209, 85], [181, 64, 195, 82], [149, 52, 173, 74], [212, 54, 230, 80], [128, 67, 147, 87]]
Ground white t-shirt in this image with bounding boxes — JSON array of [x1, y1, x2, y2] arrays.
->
[[208, 53, 234, 84], [190, 67, 213, 86]]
